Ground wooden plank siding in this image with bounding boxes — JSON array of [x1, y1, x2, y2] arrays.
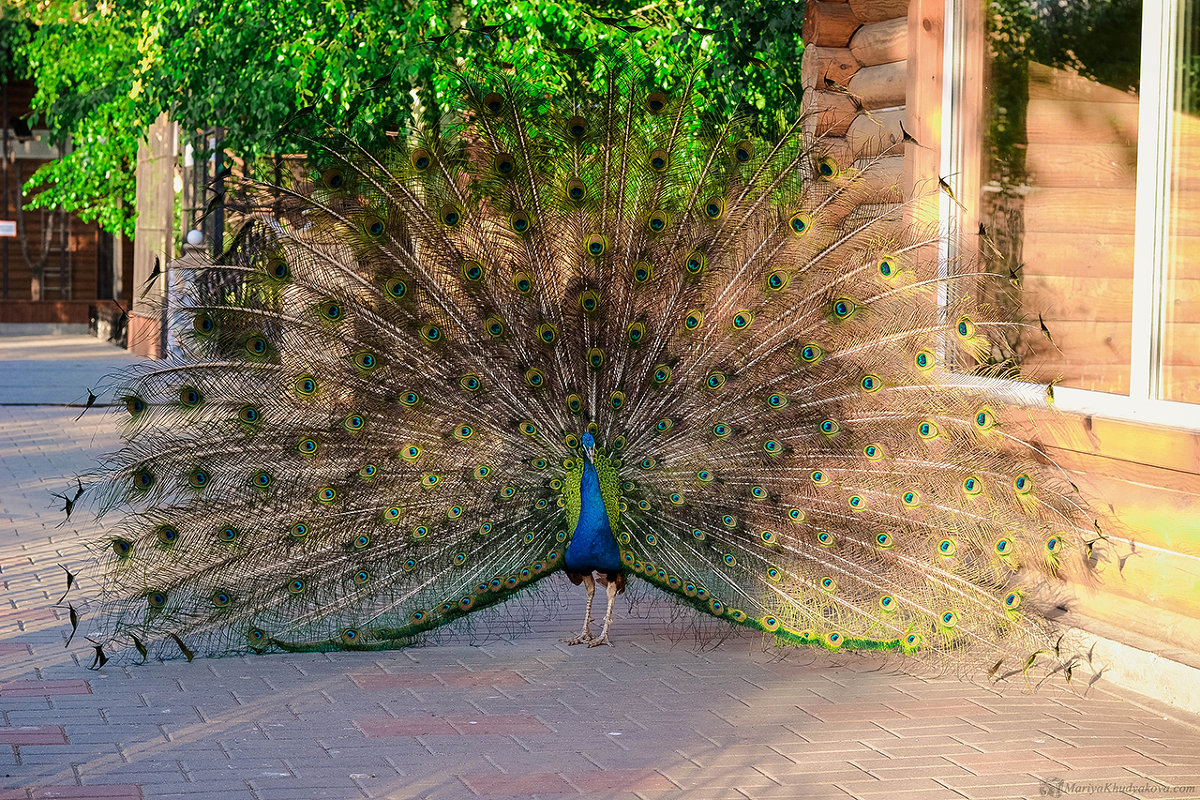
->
[[906, 3, 1200, 655]]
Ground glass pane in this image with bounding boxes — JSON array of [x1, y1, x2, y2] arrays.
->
[[1163, 0, 1200, 402], [977, 0, 1142, 395]]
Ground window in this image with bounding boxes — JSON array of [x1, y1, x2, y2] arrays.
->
[[943, 0, 1200, 426]]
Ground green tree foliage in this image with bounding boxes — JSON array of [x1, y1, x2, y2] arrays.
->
[[10, 1, 805, 238]]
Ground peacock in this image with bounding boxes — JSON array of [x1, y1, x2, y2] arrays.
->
[[72, 51, 1102, 677]]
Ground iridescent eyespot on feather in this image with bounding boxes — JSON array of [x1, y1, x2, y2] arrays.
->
[[585, 347, 606, 370], [287, 579, 307, 595], [610, 391, 626, 410], [420, 474, 439, 489], [410, 148, 431, 171], [654, 417, 674, 433], [383, 506, 402, 521], [1046, 536, 1062, 554], [473, 466, 492, 480], [940, 611, 959, 629], [938, 538, 957, 557], [459, 374, 482, 392], [420, 324, 442, 343], [645, 90, 667, 112], [211, 590, 232, 608], [125, 396, 146, 416], [649, 148, 669, 171], [401, 445, 420, 461], [902, 490, 921, 507], [994, 537, 1013, 556], [482, 92, 504, 114], [647, 210, 669, 232], [722, 515, 737, 529], [875, 532, 893, 549], [363, 217, 385, 238], [188, 469, 210, 488], [579, 290, 599, 313], [864, 443, 884, 460], [825, 632, 844, 649], [461, 260, 484, 283], [652, 365, 672, 385], [217, 526, 238, 543], [974, 407, 997, 430], [820, 577, 837, 592], [816, 531, 834, 546], [820, 419, 840, 435], [440, 204, 461, 227], [1014, 474, 1032, 494], [712, 422, 730, 439], [193, 313, 214, 335], [750, 485, 766, 499], [879, 595, 896, 612], [732, 310, 753, 330], [316, 487, 336, 502], [321, 168, 345, 189], [956, 316, 975, 338], [696, 470, 713, 483], [788, 507, 804, 523], [1003, 592, 1022, 610], [524, 368, 545, 388], [353, 351, 379, 370], [386, 277, 408, 299], [353, 570, 371, 585], [861, 374, 881, 393], [567, 178, 587, 202], [633, 261, 653, 284], [412, 526, 429, 540], [789, 212, 812, 235], [914, 349, 935, 370], [484, 315, 505, 338], [565, 393, 583, 414], [800, 343, 824, 364], [509, 210, 532, 233], [180, 386, 203, 407], [832, 298, 856, 320], [290, 523, 309, 540], [811, 470, 829, 485], [766, 393, 788, 409], [627, 322, 646, 345], [734, 140, 753, 163], [815, 155, 839, 179], [962, 476, 982, 495], [918, 421, 938, 439], [703, 198, 725, 220], [493, 152, 515, 176], [344, 413, 365, 431], [848, 495, 865, 510], [684, 252, 706, 275], [704, 370, 725, 390], [447, 506, 463, 520], [520, 421, 538, 436], [454, 424, 474, 441], [512, 272, 533, 294], [156, 525, 180, 545], [566, 115, 588, 139], [639, 457, 657, 470], [147, 591, 167, 609], [132, 469, 155, 490], [265, 258, 289, 281], [536, 322, 557, 346], [766, 270, 789, 291], [245, 335, 269, 357], [878, 255, 899, 278]]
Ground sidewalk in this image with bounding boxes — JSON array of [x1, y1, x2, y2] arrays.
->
[[1, 335, 1198, 800]]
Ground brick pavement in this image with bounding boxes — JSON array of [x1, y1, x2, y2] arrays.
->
[[2, 335, 1199, 800]]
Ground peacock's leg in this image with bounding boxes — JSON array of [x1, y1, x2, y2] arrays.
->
[[563, 573, 596, 645], [587, 578, 620, 648]]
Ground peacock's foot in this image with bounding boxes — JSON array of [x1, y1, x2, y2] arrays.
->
[[563, 633, 594, 645], [586, 634, 614, 648]]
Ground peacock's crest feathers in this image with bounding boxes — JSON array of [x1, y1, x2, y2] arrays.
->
[[79, 53, 1099, 676]]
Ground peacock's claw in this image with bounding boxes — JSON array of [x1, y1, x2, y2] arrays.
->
[[586, 634, 614, 648], [563, 633, 594, 645]]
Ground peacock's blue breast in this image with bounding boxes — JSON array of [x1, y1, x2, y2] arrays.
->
[[564, 461, 621, 576]]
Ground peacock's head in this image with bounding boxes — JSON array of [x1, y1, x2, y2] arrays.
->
[[580, 432, 596, 463]]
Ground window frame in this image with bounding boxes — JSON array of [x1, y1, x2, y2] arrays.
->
[[940, 0, 1199, 429]]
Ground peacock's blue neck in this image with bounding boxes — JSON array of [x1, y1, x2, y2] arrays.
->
[[564, 460, 621, 576]]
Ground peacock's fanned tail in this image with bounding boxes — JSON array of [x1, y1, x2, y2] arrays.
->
[[81, 57, 1098, 675]]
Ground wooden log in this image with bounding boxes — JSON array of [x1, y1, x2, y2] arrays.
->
[[801, 46, 861, 89], [802, 1, 862, 47], [846, 60, 907, 109], [848, 0, 910, 24], [849, 17, 908, 66], [802, 90, 859, 138], [846, 107, 905, 158]]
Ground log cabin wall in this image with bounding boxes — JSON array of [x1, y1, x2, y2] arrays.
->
[[809, 0, 1200, 655], [0, 78, 127, 327]]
